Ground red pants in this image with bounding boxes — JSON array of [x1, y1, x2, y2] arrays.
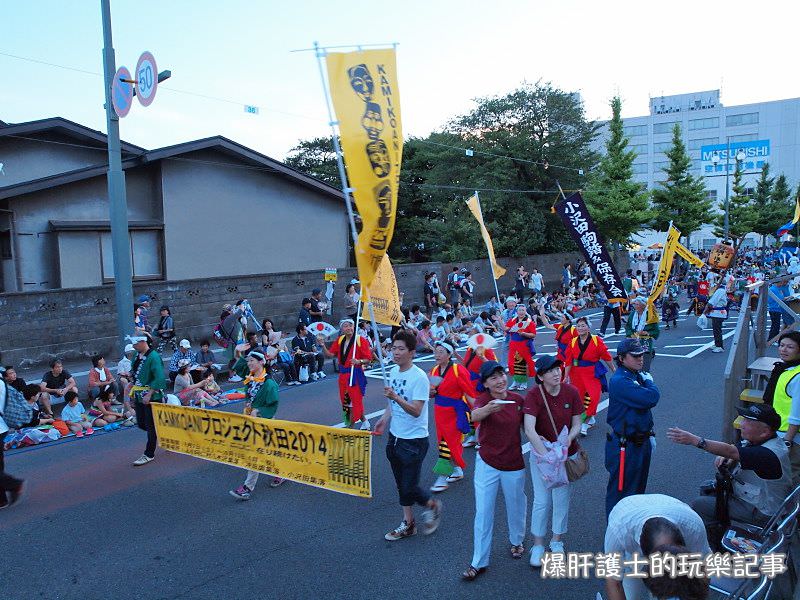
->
[[434, 405, 466, 469], [337, 373, 364, 425], [570, 366, 602, 417], [508, 341, 535, 379]]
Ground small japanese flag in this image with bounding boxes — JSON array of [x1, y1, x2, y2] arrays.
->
[[309, 321, 337, 339], [467, 333, 498, 350]]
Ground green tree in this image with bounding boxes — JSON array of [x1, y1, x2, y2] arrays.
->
[[770, 174, 795, 240], [583, 97, 652, 246], [749, 163, 777, 249], [650, 124, 712, 238], [284, 136, 340, 187], [714, 161, 753, 239]]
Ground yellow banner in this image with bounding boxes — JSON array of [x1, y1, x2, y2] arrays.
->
[[326, 49, 402, 289], [675, 242, 704, 268], [466, 194, 507, 279], [646, 225, 680, 324], [152, 404, 372, 498], [361, 254, 401, 326]]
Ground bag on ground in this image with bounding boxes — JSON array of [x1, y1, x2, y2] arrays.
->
[[298, 365, 310, 382]]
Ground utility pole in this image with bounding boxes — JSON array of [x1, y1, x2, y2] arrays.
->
[[100, 0, 135, 354]]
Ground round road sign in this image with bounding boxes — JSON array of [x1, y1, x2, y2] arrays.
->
[[135, 51, 158, 107], [112, 66, 134, 118]]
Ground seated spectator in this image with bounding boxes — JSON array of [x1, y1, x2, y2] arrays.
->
[[408, 304, 425, 328], [431, 316, 447, 343], [133, 304, 153, 344], [461, 298, 474, 317], [235, 331, 263, 360], [292, 324, 325, 381], [445, 314, 467, 343], [416, 320, 435, 353], [259, 319, 279, 348], [88, 354, 118, 400], [298, 298, 313, 328], [168, 340, 198, 383], [39, 359, 76, 417], [22, 384, 54, 428], [154, 305, 178, 354], [60, 391, 95, 436], [195, 340, 216, 371], [272, 336, 301, 386], [117, 343, 135, 414], [667, 404, 793, 547], [89, 388, 123, 425], [174, 361, 221, 406], [201, 369, 223, 398], [2, 366, 27, 393]]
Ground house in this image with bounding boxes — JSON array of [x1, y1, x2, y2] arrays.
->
[[0, 117, 349, 292]]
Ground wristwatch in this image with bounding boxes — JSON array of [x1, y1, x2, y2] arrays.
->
[[696, 437, 707, 450]]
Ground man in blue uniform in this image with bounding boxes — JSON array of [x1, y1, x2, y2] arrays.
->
[[605, 338, 661, 518]]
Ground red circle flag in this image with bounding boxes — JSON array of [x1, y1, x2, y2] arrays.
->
[[476, 334, 485, 345]]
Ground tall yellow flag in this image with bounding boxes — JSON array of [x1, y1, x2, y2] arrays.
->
[[326, 49, 402, 289], [465, 194, 506, 279], [646, 225, 680, 324], [675, 242, 704, 268], [361, 254, 402, 326]]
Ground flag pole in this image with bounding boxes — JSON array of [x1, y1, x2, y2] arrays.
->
[[474, 191, 503, 304], [313, 41, 388, 387]]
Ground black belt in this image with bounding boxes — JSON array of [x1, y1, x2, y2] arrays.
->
[[607, 430, 654, 446]]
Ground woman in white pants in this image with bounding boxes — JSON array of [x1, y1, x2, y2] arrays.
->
[[462, 360, 527, 581], [523, 355, 583, 567]]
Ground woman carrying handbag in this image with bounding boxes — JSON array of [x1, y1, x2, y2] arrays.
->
[[523, 355, 585, 567]]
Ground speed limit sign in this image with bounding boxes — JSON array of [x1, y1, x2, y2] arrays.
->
[[135, 51, 158, 107]]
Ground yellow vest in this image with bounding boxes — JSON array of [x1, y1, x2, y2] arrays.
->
[[773, 364, 800, 432]]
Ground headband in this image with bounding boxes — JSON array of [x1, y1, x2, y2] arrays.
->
[[435, 341, 455, 354], [248, 351, 266, 362]]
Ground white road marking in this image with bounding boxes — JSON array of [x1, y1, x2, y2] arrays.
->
[[685, 331, 736, 358]]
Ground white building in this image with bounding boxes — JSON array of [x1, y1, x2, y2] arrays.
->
[[591, 90, 800, 249]]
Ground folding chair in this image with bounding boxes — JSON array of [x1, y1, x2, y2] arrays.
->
[[711, 529, 785, 599], [723, 484, 800, 554], [723, 574, 771, 600]]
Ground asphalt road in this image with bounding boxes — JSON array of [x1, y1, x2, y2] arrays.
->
[[1, 308, 744, 600]]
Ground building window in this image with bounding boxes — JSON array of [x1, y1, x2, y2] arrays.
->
[[631, 162, 648, 174], [689, 137, 718, 150], [690, 159, 702, 173], [728, 133, 758, 143], [653, 141, 673, 153], [688, 117, 719, 131], [653, 122, 678, 135], [653, 161, 670, 173], [726, 112, 759, 127], [702, 238, 716, 250], [705, 190, 718, 201], [628, 144, 648, 156], [100, 230, 163, 282], [624, 124, 648, 137]]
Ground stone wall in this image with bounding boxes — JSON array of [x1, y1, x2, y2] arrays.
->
[[0, 251, 628, 367]]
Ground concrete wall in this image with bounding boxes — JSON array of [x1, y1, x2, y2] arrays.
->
[[0, 251, 628, 368], [160, 149, 349, 280], [0, 135, 109, 188]]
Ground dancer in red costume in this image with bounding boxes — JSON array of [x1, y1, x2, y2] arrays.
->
[[430, 341, 476, 493], [504, 305, 537, 391], [563, 317, 616, 436], [554, 312, 577, 364]]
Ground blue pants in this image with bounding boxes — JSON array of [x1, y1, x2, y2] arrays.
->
[[605, 435, 652, 518]]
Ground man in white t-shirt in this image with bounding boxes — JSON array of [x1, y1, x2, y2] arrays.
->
[[604, 494, 710, 600], [374, 330, 442, 541]]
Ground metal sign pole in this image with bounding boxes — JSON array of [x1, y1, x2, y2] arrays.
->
[[101, 0, 135, 355]]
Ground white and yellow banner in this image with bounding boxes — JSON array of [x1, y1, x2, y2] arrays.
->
[[646, 225, 680, 323], [152, 404, 372, 498], [326, 48, 402, 289], [361, 254, 402, 326], [675, 242, 704, 268], [466, 194, 506, 279]]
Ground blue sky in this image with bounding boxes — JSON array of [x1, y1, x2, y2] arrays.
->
[[3, 0, 799, 161]]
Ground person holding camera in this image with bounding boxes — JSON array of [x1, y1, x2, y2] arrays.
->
[[667, 403, 793, 546]]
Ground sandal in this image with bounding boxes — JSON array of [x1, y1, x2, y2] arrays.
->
[[461, 565, 486, 581], [510, 544, 525, 559]]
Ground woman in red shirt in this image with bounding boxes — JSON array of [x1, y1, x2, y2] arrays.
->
[[430, 341, 476, 493], [563, 317, 615, 436], [554, 313, 577, 364], [462, 360, 527, 581], [504, 305, 537, 391], [524, 355, 583, 567]]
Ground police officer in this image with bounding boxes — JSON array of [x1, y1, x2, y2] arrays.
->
[[605, 338, 661, 518]]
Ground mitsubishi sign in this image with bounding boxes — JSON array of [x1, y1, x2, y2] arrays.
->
[[701, 139, 770, 174]]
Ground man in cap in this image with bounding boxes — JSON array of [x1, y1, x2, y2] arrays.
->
[[667, 404, 793, 545], [128, 335, 166, 466], [168, 339, 198, 383], [605, 338, 661, 518], [624, 296, 659, 373], [137, 295, 151, 329]]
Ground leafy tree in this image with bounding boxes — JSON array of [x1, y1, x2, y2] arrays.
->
[[770, 174, 795, 239], [284, 136, 340, 187], [650, 124, 712, 238], [749, 164, 778, 248], [583, 97, 652, 246], [714, 161, 753, 240]]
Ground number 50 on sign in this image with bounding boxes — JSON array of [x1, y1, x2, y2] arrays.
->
[[135, 51, 158, 107]]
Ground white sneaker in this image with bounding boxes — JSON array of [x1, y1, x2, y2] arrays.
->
[[132, 454, 154, 466], [318, 371, 327, 379], [228, 375, 243, 383], [580, 423, 589, 437], [462, 434, 476, 448], [430, 475, 449, 493], [508, 382, 519, 391], [311, 372, 319, 380], [587, 416, 596, 426], [712, 346, 724, 353], [517, 382, 528, 390], [549, 540, 565, 553], [360, 419, 371, 431], [530, 545, 546, 567], [446, 466, 464, 483]]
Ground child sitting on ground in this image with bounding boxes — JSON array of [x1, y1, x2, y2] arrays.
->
[[89, 388, 127, 425], [60, 390, 96, 436]]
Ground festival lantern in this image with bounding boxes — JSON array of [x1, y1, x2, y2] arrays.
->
[[708, 242, 735, 270]]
